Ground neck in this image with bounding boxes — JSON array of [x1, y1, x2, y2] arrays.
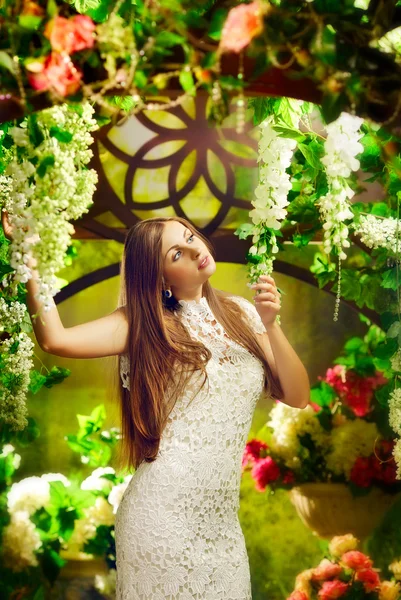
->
[[172, 285, 204, 303]]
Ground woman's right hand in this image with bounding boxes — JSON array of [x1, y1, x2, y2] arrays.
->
[[1, 209, 13, 241]]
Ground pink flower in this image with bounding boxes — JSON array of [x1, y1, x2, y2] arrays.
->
[[44, 15, 96, 55], [220, 1, 266, 53], [242, 439, 268, 468], [355, 568, 381, 592], [282, 470, 295, 485], [350, 457, 374, 488], [318, 580, 349, 600], [322, 366, 387, 417], [341, 551, 373, 571], [288, 592, 309, 600], [251, 456, 280, 491], [27, 52, 82, 97], [311, 559, 343, 581]]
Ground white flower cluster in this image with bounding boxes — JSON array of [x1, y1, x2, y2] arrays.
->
[[1, 332, 34, 429], [1, 510, 42, 572], [7, 473, 70, 515], [68, 496, 115, 549], [318, 112, 364, 260], [389, 388, 401, 477], [1, 472, 70, 572], [353, 214, 401, 256], [266, 403, 330, 469], [391, 349, 401, 373], [325, 419, 378, 478], [81, 466, 116, 491], [248, 109, 300, 281], [0, 101, 98, 311], [0, 443, 21, 470], [94, 567, 117, 599]]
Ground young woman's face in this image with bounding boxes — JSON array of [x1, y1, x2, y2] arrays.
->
[[161, 221, 216, 295]]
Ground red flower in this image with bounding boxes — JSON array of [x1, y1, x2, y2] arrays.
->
[[283, 471, 295, 485], [312, 559, 343, 581], [355, 568, 381, 592], [220, 1, 266, 53], [318, 580, 349, 600], [27, 52, 82, 97], [242, 439, 268, 468], [44, 15, 96, 55], [350, 457, 374, 488], [341, 551, 373, 571], [288, 592, 309, 600], [322, 366, 387, 417], [251, 456, 280, 491]]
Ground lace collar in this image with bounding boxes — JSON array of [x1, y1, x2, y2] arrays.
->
[[177, 296, 210, 316]]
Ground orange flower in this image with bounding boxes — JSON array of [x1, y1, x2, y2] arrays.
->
[[44, 15, 96, 55], [219, 1, 267, 54], [288, 591, 309, 600], [318, 580, 349, 600], [27, 53, 82, 97], [311, 559, 342, 582], [341, 550, 373, 571]]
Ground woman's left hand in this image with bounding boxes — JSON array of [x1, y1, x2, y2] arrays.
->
[[250, 275, 281, 327]]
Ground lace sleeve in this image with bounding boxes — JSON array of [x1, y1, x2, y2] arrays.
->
[[120, 354, 130, 391], [228, 296, 267, 335]]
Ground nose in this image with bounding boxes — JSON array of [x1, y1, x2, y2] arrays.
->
[[191, 246, 201, 259]]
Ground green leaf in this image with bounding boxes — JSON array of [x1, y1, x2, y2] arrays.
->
[[208, 7, 228, 41], [272, 125, 306, 142], [39, 546, 66, 584], [43, 366, 71, 388], [375, 381, 393, 408], [320, 92, 348, 125], [381, 267, 400, 291], [235, 223, 253, 240], [37, 155, 55, 178], [71, 0, 101, 13], [18, 15, 43, 29], [27, 114, 45, 147], [179, 70, 196, 96], [49, 127, 73, 144], [0, 51, 15, 75], [310, 381, 337, 407], [155, 31, 186, 48], [28, 370, 48, 395], [386, 321, 401, 339], [298, 142, 323, 170], [47, 0, 58, 17]]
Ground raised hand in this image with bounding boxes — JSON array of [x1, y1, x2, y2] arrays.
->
[[250, 275, 281, 327]]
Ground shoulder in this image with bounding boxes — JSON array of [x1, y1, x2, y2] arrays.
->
[[220, 294, 267, 335]]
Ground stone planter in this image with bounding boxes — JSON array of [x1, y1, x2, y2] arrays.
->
[[290, 482, 400, 540]]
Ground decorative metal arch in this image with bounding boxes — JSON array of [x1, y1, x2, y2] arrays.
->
[[57, 95, 380, 326]]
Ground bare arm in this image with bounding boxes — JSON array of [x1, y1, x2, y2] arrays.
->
[[26, 256, 129, 358]]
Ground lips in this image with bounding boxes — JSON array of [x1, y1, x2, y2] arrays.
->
[[198, 255, 209, 269]]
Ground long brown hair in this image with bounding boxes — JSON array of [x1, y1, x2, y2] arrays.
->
[[116, 216, 283, 471]]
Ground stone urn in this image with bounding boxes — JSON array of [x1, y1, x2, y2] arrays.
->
[[290, 482, 400, 539]]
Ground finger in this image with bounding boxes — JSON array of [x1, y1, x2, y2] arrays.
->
[[254, 292, 280, 302]]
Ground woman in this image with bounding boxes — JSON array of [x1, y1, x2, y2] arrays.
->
[[1, 211, 310, 599]]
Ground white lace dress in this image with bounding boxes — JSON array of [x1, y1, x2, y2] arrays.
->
[[115, 295, 268, 600]]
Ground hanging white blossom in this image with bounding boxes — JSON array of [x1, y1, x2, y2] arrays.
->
[[353, 213, 401, 255], [248, 102, 302, 282], [318, 112, 364, 261], [0, 101, 99, 311]]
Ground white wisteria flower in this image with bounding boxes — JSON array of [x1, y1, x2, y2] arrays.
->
[[394, 438, 401, 479], [353, 214, 401, 256], [1, 510, 42, 572], [0, 101, 98, 311], [318, 112, 364, 261], [247, 101, 302, 284]]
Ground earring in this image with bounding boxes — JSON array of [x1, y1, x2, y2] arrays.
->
[[164, 289, 172, 298]]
